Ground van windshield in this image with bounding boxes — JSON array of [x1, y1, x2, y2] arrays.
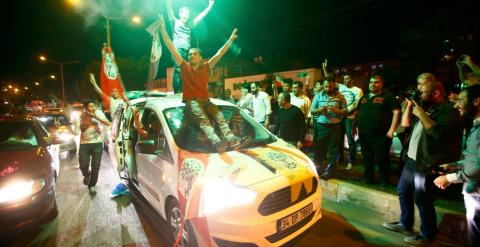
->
[[163, 105, 276, 153]]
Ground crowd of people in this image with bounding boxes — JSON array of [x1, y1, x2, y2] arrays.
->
[[40, 1, 480, 245], [213, 54, 480, 246]]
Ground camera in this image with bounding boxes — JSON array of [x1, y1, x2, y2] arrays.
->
[[398, 88, 420, 102]]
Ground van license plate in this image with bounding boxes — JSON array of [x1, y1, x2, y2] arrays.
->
[[278, 203, 313, 232]]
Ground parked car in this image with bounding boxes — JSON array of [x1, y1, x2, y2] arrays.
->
[[30, 111, 77, 159], [109, 92, 322, 247], [0, 115, 60, 236]]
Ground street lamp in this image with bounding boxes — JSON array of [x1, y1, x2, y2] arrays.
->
[[29, 74, 57, 98], [104, 15, 142, 47], [39, 55, 79, 107]]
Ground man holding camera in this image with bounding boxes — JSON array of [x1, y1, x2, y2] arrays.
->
[[383, 76, 463, 245]]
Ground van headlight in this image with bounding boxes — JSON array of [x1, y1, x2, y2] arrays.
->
[[202, 179, 256, 216], [0, 179, 46, 203]]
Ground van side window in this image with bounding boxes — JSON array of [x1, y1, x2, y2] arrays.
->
[[141, 109, 171, 160]]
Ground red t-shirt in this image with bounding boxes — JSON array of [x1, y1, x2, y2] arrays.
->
[[180, 61, 210, 101]]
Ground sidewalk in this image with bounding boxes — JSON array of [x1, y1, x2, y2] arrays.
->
[[316, 151, 469, 246]]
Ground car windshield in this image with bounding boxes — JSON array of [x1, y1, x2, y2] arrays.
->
[[163, 105, 276, 153], [0, 121, 39, 150], [37, 114, 70, 128]]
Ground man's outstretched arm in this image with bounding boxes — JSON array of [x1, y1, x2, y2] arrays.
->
[[89, 73, 109, 99], [322, 59, 330, 78], [165, 0, 175, 25], [208, 28, 238, 68], [193, 0, 214, 28], [157, 15, 184, 67]]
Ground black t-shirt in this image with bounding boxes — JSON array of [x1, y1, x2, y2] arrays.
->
[[274, 105, 306, 144], [357, 91, 400, 135]]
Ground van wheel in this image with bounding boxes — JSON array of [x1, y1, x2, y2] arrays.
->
[[166, 200, 198, 247]]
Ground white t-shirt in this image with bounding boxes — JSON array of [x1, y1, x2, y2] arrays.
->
[[290, 93, 311, 118], [407, 121, 423, 160], [338, 84, 363, 118], [252, 91, 272, 123], [110, 97, 124, 116]]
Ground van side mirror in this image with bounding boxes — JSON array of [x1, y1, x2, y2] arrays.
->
[[136, 139, 156, 154]]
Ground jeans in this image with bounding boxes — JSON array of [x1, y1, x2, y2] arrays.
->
[[172, 48, 188, 93], [397, 158, 438, 239], [340, 118, 356, 164], [464, 193, 480, 247], [314, 122, 341, 174], [185, 99, 234, 147], [79, 142, 103, 187], [359, 133, 392, 183]]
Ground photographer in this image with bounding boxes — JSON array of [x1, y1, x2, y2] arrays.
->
[[383, 77, 463, 245]]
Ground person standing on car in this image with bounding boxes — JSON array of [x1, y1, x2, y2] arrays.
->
[[156, 15, 241, 152], [75, 100, 111, 195]]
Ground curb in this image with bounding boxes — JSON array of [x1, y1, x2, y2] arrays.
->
[[320, 178, 469, 245]]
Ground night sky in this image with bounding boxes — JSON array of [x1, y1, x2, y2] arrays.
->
[[1, 0, 478, 89]]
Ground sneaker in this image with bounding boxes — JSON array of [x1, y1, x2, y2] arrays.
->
[[215, 140, 229, 153], [404, 235, 433, 246], [346, 163, 353, 170], [229, 136, 249, 150], [83, 174, 90, 186], [383, 222, 415, 236], [111, 182, 129, 197], [89, 186, 97, 195]]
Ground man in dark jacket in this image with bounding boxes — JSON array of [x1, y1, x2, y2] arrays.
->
[[274, 92, 306, 149], [383, 77, 463, 245]]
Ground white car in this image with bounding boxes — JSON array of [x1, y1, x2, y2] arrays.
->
[[109, 92, 322, 247]]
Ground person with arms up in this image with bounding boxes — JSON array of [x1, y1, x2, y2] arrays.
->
[[157, 15, 241, 152], [89, 73, 127, 118], [166, 0, 215, 93]]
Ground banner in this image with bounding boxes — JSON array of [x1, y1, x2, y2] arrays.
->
[[100, 46, 124, 111], [146, 19, 163, 85]]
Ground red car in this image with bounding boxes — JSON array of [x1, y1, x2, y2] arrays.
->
[[0, 115, 60, 236]]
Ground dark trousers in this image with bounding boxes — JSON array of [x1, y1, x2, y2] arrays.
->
[[79, 142, 103, 187], [359, 133, 392, 183], [314, 122, 341, 174], [464, 193, 480, 247], [172, 48, 188, 93], [397, 158, 438, 239]]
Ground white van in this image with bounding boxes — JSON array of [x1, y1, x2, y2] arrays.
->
[[109, 92, 321, 247]]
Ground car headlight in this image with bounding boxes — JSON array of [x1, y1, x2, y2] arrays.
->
[[0, 178, 46, 203], [56, 132, 74, 142], [70, 111, 81, 120], [202, 179, 256, 216], [38, 117, 49, 122]]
